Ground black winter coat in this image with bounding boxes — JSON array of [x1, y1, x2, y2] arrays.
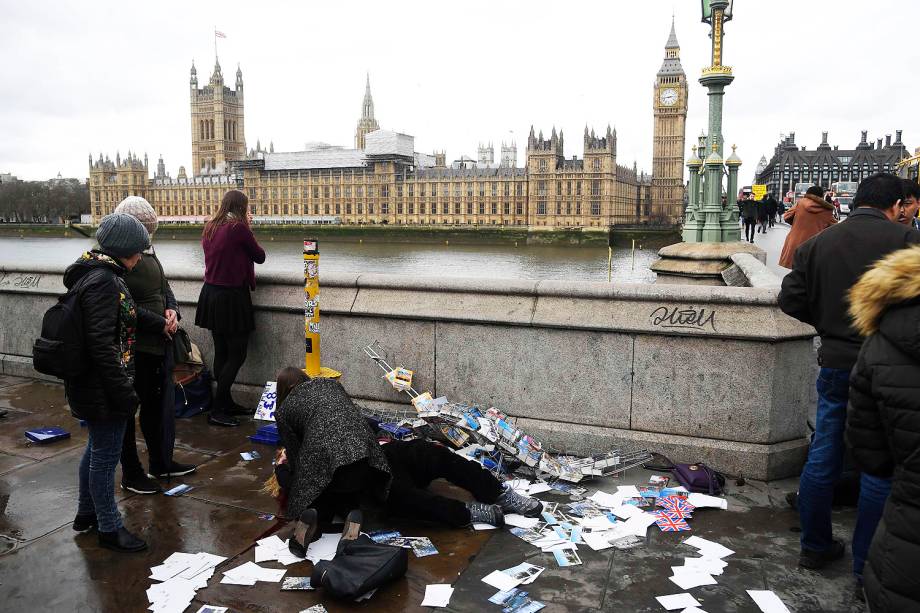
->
[[62, 252, 164, 422], [846, 246, 920, 612], [778, 207, 920, 369], [276, 378, 392, 520]]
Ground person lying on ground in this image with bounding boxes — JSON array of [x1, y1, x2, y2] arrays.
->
[[266, 366, 542, 558]]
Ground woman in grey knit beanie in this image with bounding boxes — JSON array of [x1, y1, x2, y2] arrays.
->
[[112, 196, 197, 494]]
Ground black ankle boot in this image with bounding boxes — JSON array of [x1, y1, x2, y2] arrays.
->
[[98, 527, 147, 553], [289, 509, 318, 558], [73, 513, 97, 532]]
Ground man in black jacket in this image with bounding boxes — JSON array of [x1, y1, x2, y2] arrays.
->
[[778, 173, 920, 577]]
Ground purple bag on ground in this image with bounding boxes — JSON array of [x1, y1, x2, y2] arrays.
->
[[671, 463, 726, 495]]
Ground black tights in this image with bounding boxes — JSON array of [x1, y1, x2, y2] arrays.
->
[[211, 330, 249, 415]]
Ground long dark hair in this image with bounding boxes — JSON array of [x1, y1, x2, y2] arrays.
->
[[276, 366, 310, 409], [203, 190, 249, 240]]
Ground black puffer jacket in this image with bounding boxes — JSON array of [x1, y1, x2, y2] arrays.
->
[[845, 246, 920, 612], [62, 251, 164, 422]]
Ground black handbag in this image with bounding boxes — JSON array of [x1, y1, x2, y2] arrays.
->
[[310, 535, 408, 600], [171, 328, 194, 365]]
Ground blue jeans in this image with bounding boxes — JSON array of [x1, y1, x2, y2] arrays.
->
[[798, 367, 891, 576], [77, 418, 128, 533]]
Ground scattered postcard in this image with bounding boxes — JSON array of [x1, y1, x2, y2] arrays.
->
[[482, 570, 520, 592], [489, 587, 520, 605], [298, 606, 329, 613], [164, 484, 194, 497], [683, 535, 735, 559], [747, 590, 792, 613], [473, 523, 499, 530], [240, 450, 261, 461], [368, 530, 402, 543], [410, 537, 439, 558], [552, 547, 582, 567], [687, 492, 728, 510], [503, 562, 544, 585], [655, 593, 702, 610], [421, 583, 454, 608], [196, 607, 228, 613], [668, 568, 717, 590], [281, 577, 314, 591], [527, 482, 553, 496], [649, 475, 670, 488], [505, 514, 541, 529], [412, 391, 435, 413]]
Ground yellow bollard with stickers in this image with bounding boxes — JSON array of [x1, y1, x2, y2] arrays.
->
[[303, 239, 341, 379]]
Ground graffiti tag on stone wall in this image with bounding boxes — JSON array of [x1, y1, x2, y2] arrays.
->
[[0, 273, 42, 289], [649, 305, 717, 332]]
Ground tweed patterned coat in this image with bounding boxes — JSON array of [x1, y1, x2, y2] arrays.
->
[[276, 378, 391, 519]]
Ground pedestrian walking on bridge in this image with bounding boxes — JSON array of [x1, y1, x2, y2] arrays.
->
[[778, 185, 837, 268], [778, 173, 920, 585]]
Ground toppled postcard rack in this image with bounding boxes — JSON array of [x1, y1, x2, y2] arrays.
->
[[362, 341, 651, 483]]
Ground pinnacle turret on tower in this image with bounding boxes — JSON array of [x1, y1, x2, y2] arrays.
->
[[355, 73, 381, 149]]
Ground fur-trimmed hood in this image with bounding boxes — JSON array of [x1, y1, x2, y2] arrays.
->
[[849, 246, 920, 347]]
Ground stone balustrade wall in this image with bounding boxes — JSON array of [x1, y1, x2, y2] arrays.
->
[[0, 258, 816, 480]]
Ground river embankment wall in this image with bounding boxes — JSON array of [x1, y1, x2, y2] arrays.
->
[[0, 223, 680, 248], [0, 258, 815, 480]]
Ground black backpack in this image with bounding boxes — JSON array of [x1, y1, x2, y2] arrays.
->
[[32, 271, 98, 379]]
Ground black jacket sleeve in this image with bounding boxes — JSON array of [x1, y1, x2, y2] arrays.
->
[[845, 342, 894, 478], [81, 274, 139, 415], [164, 281, 179, 317], [778, 239, 814, 326], [136, 306, 166, 334]]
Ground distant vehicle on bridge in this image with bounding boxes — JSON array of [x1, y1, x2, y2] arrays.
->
[[831, 181, 858, 216]]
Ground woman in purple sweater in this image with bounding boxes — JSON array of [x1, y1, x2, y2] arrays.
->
[[195, 190, 266, 427]]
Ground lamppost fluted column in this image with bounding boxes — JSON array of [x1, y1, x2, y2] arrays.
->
[[684, 0, 738, 243]]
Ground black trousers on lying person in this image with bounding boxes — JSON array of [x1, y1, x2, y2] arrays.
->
[[383, 439, 504, 527], [311, 440, 504, 529]]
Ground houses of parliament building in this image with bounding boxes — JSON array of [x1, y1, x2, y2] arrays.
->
[[89, 20, 688, 228]]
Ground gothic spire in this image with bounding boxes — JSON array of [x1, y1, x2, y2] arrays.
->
[[362, 73, 375, 120], [665, 14, 679, 49]]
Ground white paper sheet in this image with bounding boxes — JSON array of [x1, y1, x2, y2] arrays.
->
[[616, 485, 641, 497], [579, 515, 616, 530], [624, 511, 658, 536], [687, 493, 729, 510], [504, 514, 541, 529], [612, 504, 645, 520], [655, 593, 702, 610], [588, 490, 622, 508], [581, 530, 617, 551], [683, 535, 735, 559], [421, 584, 454, 607], [682, 557, 727, 575], [678, 608, 709, 613], [668, 568, 718, 590], [473, 523, 498, 530], [527, 482, 553, 496], [481, 570, 521, 592], [305, 533, 342, 563], [747, 590, 791, 613]]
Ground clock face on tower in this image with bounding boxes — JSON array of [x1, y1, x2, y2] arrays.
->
[[660, 88, 678, 106]]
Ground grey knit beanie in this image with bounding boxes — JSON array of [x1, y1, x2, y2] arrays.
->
[[114, 195, 158, 235], [96, 213, 150, 257]]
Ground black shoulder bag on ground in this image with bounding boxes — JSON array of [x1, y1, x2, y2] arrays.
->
[[310, 534, 408, 600], [32, 272, 99, 379]]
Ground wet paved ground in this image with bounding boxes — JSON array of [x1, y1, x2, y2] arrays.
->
[[0, 376, 865, 612]]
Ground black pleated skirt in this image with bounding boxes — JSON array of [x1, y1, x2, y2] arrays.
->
[[195, 283, 255, 333]]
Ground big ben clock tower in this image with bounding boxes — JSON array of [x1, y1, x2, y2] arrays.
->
[[651, 18, 688, 221]]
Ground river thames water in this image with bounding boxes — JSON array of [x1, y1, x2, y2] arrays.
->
[[0, 236, 660, 283]]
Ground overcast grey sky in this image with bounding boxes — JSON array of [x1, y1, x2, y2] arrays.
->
[[2, 0, 918, 183]]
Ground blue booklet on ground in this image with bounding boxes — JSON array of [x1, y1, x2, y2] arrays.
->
[[24, 427, 70, 444]]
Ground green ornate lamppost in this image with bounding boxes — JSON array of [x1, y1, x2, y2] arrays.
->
[[683, 0, 741, 242]]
